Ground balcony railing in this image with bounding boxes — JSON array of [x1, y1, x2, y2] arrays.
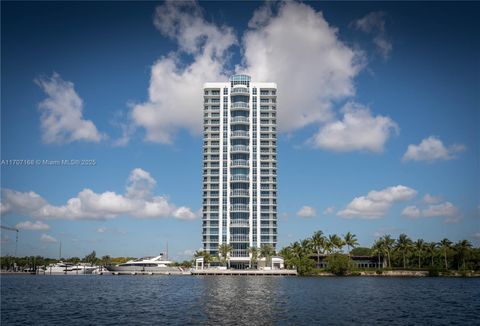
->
[[231, 87, 249, 95], [230, 235, 250, 242], [231, 102, 249, 110], [231, 160, 249, 167], [231, 117, 249, 124], [231, 145, 249, 153], [231, 131, 249, 138], [230, 220, 249, 227], [231, 189, 249, 196], [231, 175, 249, 182], [230, 204, 249, 212]]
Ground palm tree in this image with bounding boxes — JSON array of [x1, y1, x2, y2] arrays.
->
[[454, 240, 472, 270], [396, 234, 413, 269], [248, 246, 259, 269], [328, 234, 344, 253], [414, 239, 425, 269], [194, 250, 213, 268], [438, 238, 452, 270], [372, 239, 384, 268], [218, 243, 233, 267], [311, 231, 326, 268], [101, 255, 111, 266], [260, 244, 276, 268], [425, 242, 437, 267], [344, 232, 359, 257], [279, 246, 294, 269], [382, 235, 395, 268]]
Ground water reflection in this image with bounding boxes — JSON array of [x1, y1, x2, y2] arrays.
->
[[198, 276, 282, 325]]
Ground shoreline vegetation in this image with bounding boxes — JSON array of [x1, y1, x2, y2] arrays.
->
[[277, 230, 480, 276], [2, 231, 479, 277]]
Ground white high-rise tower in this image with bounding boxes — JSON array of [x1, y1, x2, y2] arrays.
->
[[202, 74, 277, 268]]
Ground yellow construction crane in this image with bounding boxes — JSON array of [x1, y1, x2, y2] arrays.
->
[[1, 225, 19, 257]]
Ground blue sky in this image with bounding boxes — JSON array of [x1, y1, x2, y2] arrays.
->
[[1, 1, 479, 260]]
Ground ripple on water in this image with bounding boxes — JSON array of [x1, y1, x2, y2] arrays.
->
[[1, 275, 480, 325]]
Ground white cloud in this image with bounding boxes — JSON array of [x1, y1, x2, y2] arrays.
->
[[40, 234, 57, 243], [1, 168, 198, 221], [354, 11, 392, 59], [403, 136, 466, 162], [402, 202, 459, 219], [131, 1, 370, 145], [310, 102, 399, 152], [338, 185, 417, 219], [35, 73, 103, 144], [16, 221, 50, 231], [96, 227, 127, 235], [131, 1, 237, 143], [1, 236, 10, 244], [323, 206, 336, 215], [297, 206, 316, 218], [423, 193, 442, 204], [241, 1, 364, 132], [173, 206, 197, 220]]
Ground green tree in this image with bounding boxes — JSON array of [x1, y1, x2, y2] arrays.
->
[[381, 235, 395, 268], [350, 247, 373, 256], [260, 244, 276, 268], [439, 238, 452, 270], [425, 242, 437, 267], [396, 234, 413, 269], [194, 250, 213, 267], [83, 250, 97, 266], [218, 243, 233, 267], [454, 240, 472, 270], [344, 232, 359, 256], [328, 234, 345, 253], [311, 231, 326, 268], [101, 255, 111, 266], [414, 239, 425, 268], [248, 246, 259, 269], [326, 253, 355, 276]]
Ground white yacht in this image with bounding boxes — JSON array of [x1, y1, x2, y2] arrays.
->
[[106, 254, 183, 275], [40, 262, 97, 275]]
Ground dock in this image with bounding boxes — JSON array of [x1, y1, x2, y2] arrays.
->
[[191, 269, 297, 276]]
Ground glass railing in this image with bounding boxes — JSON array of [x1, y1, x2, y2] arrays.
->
[[231, 189, 249, 196], [231, 117, 249, 124], [230, 235, 250, 242], [231, 102, 249, 109], [231, 145, 249, 152], [230, 175, 249, 182], [231, 131, 249, 138], [231, 87, 249, 95], [231, 160, 249, 167], [230, 220, 249, 227], [230, 204, 249, 211]]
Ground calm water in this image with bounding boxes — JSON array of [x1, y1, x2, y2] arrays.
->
[[1, 275, 479, 325]]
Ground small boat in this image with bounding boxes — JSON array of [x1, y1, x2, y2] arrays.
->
[[105, 254, 182, 275]]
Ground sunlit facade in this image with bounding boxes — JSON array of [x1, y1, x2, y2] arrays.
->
[[202, 75, 277, 267]]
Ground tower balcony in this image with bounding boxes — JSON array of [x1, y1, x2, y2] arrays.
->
[[231, 175, 249, 182], [231, 131, 249, 138], [231, 160, 249, 167], [231, 189, 249, 197], [231, 145, 249, 153], [230, 204, 249, 212], [231, 102, 249, 111], [231, 117, 249, 124], [231, 87, 249, 96]]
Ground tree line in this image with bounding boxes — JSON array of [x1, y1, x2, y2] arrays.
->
[[279, 230, 480, 275]]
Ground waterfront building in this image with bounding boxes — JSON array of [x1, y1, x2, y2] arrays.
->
[[202, 74, 277, 268]]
